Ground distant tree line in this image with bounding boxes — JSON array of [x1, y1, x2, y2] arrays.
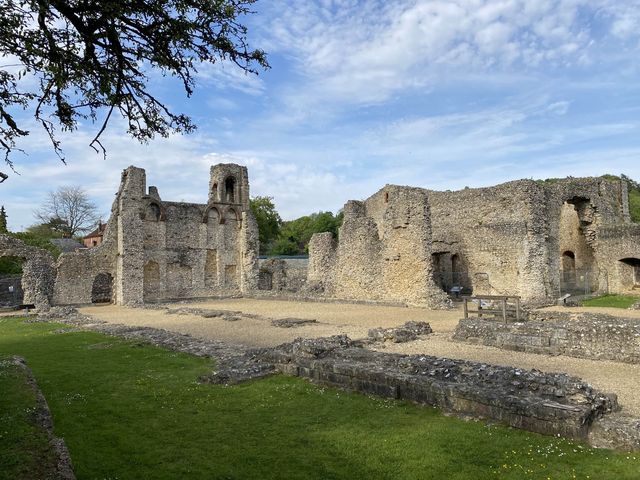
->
[[622, 175, 640, 223], [250, 197, 343, 256]]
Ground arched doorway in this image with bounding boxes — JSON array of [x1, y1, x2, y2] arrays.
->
[[619, 258, 640, 289], [91, 273, 113, 303], [561, 251, 576, 289]]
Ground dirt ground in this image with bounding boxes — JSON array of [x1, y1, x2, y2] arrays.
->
[[78, 298, 640, 416]]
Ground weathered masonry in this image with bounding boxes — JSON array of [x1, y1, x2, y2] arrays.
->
[[53, 164, 258, 306], [6, 166, 640, 309], [307, 176, 640, 305]]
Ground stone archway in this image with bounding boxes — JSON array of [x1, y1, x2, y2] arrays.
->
[[0, 235, 55, 311], [619, 258, 640, 289], [91, 273, 114, 303]]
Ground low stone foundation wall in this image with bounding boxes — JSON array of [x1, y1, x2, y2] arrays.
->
[[260, 336, 618, 441], [453, 312, 640, 363]]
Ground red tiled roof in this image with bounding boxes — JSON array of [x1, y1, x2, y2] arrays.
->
[[83, 223, 106, 239]]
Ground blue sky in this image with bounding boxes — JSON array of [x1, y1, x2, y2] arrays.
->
[[3, 0, 640, 231]]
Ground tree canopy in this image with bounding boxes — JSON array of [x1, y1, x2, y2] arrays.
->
[[0, 205, 7, 233], [0, 0, 268, 180], [34, 185, 100, 236], [270, 211, 343, 256], [249, 196, 281, 255]]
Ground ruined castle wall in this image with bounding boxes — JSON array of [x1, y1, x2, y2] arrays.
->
[[0, 234, 56, 311], [595, 224, 640, 293], [307, 233, 336, 285], [139, 164, 257, 302], [428, 181, 547, 301], [426, 176, 632, 303], [308, 187, 447, 307], [53, 163, 258, 306], [541, 177, 629, 297]]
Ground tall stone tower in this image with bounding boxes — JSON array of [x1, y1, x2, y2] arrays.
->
[[208, 164, 250, 210]]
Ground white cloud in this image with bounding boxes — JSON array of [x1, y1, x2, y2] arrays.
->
[[260, 0, 640, 106]]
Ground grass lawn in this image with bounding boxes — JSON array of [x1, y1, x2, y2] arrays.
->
[[0, 316, 639, 479], [0, 356, 59, 480], [581, 294, 640, 308]]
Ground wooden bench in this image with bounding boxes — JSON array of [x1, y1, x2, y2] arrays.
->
[[462, 295, 522, 323]]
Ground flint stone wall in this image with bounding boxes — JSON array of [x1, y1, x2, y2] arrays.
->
[[0, 235, 55, 311], [428, 177, 635, 304], [308, 186, 448, 308], [261, 336, 617, 440], [307, 176, 640, 307], [54, 164, 259, 306], [453, 312, 640, 363], [257, 258, 308, 293]]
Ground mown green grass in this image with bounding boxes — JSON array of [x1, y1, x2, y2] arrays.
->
[[581, 294, 640, 308], [0, 355, 58, 480], [0, 316, 639, 479]]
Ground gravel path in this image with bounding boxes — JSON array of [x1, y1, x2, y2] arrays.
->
[[78, 299, 640, 416], [79, 299, 462, 347]]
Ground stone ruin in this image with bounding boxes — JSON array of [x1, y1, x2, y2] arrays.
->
[[49, 163, 259, 306], [306, 176, 640, 306], [3, 164, 640, 309], [0, 234, 55, 311]]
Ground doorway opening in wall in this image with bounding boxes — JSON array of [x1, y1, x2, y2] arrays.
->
[[620, 258, 640, 289], [91, 273, 113, 303], [559, 251, 598, 296], [431, 251, 471, 299], [561, 251, 576, 288]]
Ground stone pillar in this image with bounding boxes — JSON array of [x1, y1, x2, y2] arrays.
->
[[240, 210, 259, 292], [115, 167, 146, 305]]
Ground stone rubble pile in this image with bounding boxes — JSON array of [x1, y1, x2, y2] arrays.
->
[[368, 321, 433, 343]]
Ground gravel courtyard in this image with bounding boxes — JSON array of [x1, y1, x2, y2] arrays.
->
[[79, 298, 640, 416]]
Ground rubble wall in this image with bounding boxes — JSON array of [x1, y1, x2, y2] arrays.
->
[[261, 336, 617, 440], [308, 186, 447, 307], [0, 235, 55, 311], [453, 313, 640, 363], [53, 163, 259, 306]]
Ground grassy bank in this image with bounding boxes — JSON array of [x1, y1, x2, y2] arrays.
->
[[581, 294, 639, 308], [0, 355, 59, 479], [0, 316, 638, 479]]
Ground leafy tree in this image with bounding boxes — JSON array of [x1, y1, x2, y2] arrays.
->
[[34, 186, 99, 236], [602, 174, 640, 223], [26, 219, 68, 239], [0, 205, 7, 233], [0, 0, 268, 181], [270, 211, 343, 255], [622, 174, 640, 223], [0, 255, 22, 275], [11, 231, 62, 258], [249, 196, 282, 255]]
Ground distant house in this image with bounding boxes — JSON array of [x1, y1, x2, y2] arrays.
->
[[50, 238, 84, 253], [83, 222, 106, 248]]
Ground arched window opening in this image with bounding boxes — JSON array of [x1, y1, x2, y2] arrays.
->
[[146, 203, 161, 222], [225, 177, 236, 203]]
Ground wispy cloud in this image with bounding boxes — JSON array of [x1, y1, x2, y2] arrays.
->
[[3, 0, 640, 231]]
